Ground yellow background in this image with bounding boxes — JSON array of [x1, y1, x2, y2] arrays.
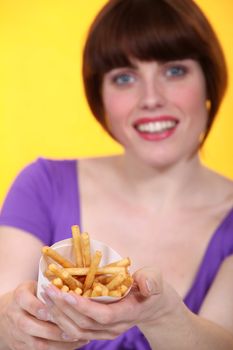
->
[[0, 0, 233, 205]]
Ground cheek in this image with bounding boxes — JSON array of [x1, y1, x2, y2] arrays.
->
[[103, 91, 135, 124], [102, 90, 136, 143], [170, 83, 206, 117]]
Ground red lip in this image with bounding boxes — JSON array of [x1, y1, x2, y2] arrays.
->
[[134, 116, 179, 126], [133, 116, 179, 142]]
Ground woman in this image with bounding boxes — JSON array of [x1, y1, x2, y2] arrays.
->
[[0, 0, 233, 349]]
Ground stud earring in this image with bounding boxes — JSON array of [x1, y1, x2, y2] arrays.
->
[[205, 99, 211, 111]]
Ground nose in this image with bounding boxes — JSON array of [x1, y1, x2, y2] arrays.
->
[[139, 78, 166, 110]]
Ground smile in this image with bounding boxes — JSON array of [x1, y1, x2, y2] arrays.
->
[[135, 120, 177, 133]]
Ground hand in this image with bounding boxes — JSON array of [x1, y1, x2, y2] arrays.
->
[[0, 280, 89, 350], [42, 267, 179, 341]]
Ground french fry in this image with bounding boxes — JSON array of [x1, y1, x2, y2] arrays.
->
[[42, 246, 75, 268], [119, 284, 128, 296], [122, 275, 134, 287], [65, 266, 125, 276], [44, 269, 55, 279], [61, 285, 69, 293], [82, 289, 92, 297], [109, 289, 122, 297], [52, 277, 63, 289], [74, 287, 83, 295], [41, 225, 133, 300], [94, 275, 114, 284], [105, 257, 131, 268], [80, 232, 91, 267], [83, 250, 102, 292], [71, 225, 83, 267], [91, 285, 102, 297], [48, 263, 83, 290], [62, 270, 82, 290], [106, 272, 126, 291], [93, 282, 109, 296]]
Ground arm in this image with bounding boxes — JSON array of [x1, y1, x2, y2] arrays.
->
[[140, 257, 233, 349], [0, 226, 43, 294], [41, 263, 233, 349], [0, 227, 88, 350]]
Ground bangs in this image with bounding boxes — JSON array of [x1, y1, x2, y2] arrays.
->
[[86, 0, 204, 74]]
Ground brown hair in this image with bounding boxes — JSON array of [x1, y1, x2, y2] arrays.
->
[[82, 0, 228, 142]]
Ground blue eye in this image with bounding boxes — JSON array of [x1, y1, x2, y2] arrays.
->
[[166, 66, 186, 77], [113, 73, 135, 85]]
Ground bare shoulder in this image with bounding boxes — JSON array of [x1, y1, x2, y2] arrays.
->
[[206, 167, 233, 190], [78, 155, 122, 183], [78, 155, 121, 170], [203, 167, 233, 207]]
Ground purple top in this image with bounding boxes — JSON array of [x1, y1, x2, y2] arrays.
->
[[1, 158, 233, 350]]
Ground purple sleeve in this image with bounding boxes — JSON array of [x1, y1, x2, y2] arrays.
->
[[0, 158, 53, 245]]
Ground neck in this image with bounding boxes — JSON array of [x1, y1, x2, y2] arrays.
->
[[113, 152, 206, 211]]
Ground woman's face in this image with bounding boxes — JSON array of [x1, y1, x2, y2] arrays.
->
[[102, 59, 208, 167]]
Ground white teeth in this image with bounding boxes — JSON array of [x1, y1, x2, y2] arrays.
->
[[136, 120, 176, 133]]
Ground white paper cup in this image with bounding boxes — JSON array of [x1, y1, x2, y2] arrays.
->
[[37, 238, 131, 303]]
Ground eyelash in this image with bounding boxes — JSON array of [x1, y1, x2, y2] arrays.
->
[[108, 63, 188, 85], [165, 65, 188, 78], [111, 72, 136, 85]]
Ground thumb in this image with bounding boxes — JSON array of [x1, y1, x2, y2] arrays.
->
[[133, 267, 163, 297]]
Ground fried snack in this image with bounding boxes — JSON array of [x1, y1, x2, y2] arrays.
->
[[41, 225, 133, 299], [44, 269, 55, 279], [64, 266, 125, 276], [61, 285, 69, 292], [83, 250, 102, 292], [105, 257, 131, 268], [52, 277, 63, 289], [94, 274, 115, 285], [82, 289, 92, 297], [106, 272, 126, 291], [48, 263, 83, 290], [80, 232, 91, 267], [119, 284, 128, 296], [91, 285, 102, 297], [42, 246, 75, 268], [109, 289, 122, 297], [74, 287, 83, 295], [71, 225, 83, 267], [122, 275, 134, 287], [93, 282, 109, 296]]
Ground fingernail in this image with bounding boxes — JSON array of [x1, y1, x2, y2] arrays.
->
[[41, 292, 54, 307], [146, 279, 159, 294], [46, 287, 59, 298], [37, 309, 50, 321], [63, 293, 77, 305]]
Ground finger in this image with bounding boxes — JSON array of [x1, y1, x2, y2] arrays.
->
[[49, 285, 142, 326], [43, 290, 108, 331], [133, 267, 163, 297], [14, 310, 79, 342], [44, 285, 114, 325], [48, 304, 122, 341], [43, 288, 126, 339], [14, 281, 50, 321], [31, 337, 90, 350]]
